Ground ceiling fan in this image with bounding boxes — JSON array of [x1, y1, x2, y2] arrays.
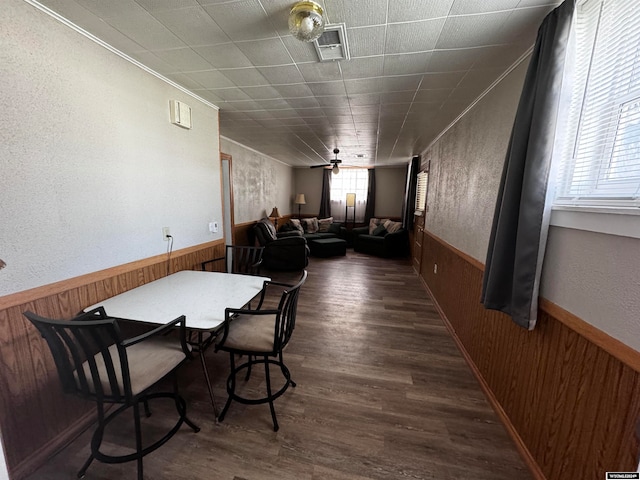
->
[[310, 148, 344, 174]]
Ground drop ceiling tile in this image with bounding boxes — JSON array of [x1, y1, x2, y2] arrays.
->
[[388, 0, 455, 22], [255, 98, 293, 109], [258, 65, 306, 85], [435, 11, 513, 49], [427, 48, 480, 72], [240, 85, 284, 100], [221, 67, 269, 86], [348, 26, 386, 58], [517, 0, 561, 7], [323, 0, 387, 28], [298, 62, 342, 82], [267, 108, 299, 118], [273, 83, 314, 98], [350, 104, 379, 115], [202, 0, 275, 42], [340, 56, 384, 80], [307, 82, 347, 96], [192, 89, 225, 104], [280, 36, 319, 63], [419, 71, 465, 89], [287, 97, 321, 109], [381, 92, 414, 104], [383, 75, 422, 92], [74, 0, 146, 19], [347, 93, 382, 105], [223, 100, 264, 110], [385, 18, 445, 54], [206, 87, 252, 101], [165, 72, 210, 90], [129, 51, 177, 74], [499, 5, 556, 44], [235, 38, 292, 66], [152, 47, 213, 71], [450, 0, 520, 15], [383, 52, 432, 75], [151, 6, 229, 45], [186, 69, 235, 87], [316, 95, 350, 107], [457, 67, 505, 90], [193, 43, 253, 68], [106, 11, 187, 50], [138, 0, 202, 11], [322, 106, 352, 117], [413, 88, 452, 103], [470, 44, 527, 69]]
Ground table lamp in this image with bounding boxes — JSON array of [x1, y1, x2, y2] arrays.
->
[[294, 193, 306, 218], [269, 207, 281, 229]]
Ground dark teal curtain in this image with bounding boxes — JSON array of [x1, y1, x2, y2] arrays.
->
[[318, 169, 331, 218], [481, 0, 575, 330], [364, 169, 375, 222]]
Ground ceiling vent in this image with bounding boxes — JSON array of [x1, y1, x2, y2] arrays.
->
[[313, 23, 350, 62]]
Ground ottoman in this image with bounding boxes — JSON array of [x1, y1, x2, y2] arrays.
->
[[309, 238, 347, 257]]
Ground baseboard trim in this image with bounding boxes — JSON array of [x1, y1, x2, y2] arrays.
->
[[418, 274, 547, 480]]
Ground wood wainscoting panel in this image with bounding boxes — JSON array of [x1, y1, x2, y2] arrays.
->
[[421, 231, 640, 480], [0, 240, 224, 479]]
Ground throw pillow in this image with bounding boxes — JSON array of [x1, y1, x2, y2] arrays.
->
[[301, 217, 319, 234], [368, 218, 381, 235], [384, 220, 403, 234], [318, 217, 333, 232], [372, 224, 387, 236], [290, 218, 304, 234]]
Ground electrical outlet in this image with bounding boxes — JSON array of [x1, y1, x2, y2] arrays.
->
[[162, 227, 171, 241], [208, 221, 219, 233], [433, 263, 438, 274]]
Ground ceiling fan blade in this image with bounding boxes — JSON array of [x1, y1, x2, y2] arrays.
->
[[310, 164, 330, 168]]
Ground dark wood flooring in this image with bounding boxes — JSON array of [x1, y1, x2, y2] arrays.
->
[[26, 250, 532, 480]]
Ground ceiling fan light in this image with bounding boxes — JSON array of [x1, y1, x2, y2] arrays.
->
[[289, 1, 325, 42], [332, 163, 339, 174]]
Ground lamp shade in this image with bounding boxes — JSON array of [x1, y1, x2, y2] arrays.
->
[[269, 207, 281, 218], [294, 193, 306, 205], [288, 1, 325, 42], [346, 193, 356, 207]]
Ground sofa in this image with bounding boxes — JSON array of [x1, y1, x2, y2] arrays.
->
[[253, 217, 309, 271], [279, 217, 346, 242], [352, 218, 409, 258], [280, 217, 348, 257]]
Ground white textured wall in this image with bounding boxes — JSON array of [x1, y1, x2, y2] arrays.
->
[[424, 62, 526, 261], [422, 57, 640, 351], [0, 1, 221, 297], [294, 168, 325, 217], [220, 137, 294, 224], [375, 167, 406, 218]]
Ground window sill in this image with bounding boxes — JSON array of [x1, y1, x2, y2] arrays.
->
[[550, 206, 640, 239]]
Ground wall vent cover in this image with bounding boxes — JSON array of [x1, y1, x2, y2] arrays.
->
[[313, 23, 350, 62]]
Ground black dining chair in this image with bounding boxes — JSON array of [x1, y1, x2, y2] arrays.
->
[[215, 270, 307, 431], [23, 307, 199, 480], [201, 245, 264, 275]]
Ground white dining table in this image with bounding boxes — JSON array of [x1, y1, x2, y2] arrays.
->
[[84, 270, 270, 415]]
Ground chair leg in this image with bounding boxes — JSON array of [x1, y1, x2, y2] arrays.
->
[[133, 401, 144, 480], [143, 399, 152, 417], [78, 401, 105, 479], [264, 356, 279, 432], [218, 352, 236, 422], [245, 354, 253, 381], [172, 375, 200, 433]]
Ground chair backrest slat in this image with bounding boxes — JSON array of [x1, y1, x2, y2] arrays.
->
[[226, 245, 264, 275], [23, 309, 130, 403], [274, 271, 307, 351]]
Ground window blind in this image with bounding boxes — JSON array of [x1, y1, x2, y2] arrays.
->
[[415, 171, 428, 214], [555, 0, 640, 207]]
